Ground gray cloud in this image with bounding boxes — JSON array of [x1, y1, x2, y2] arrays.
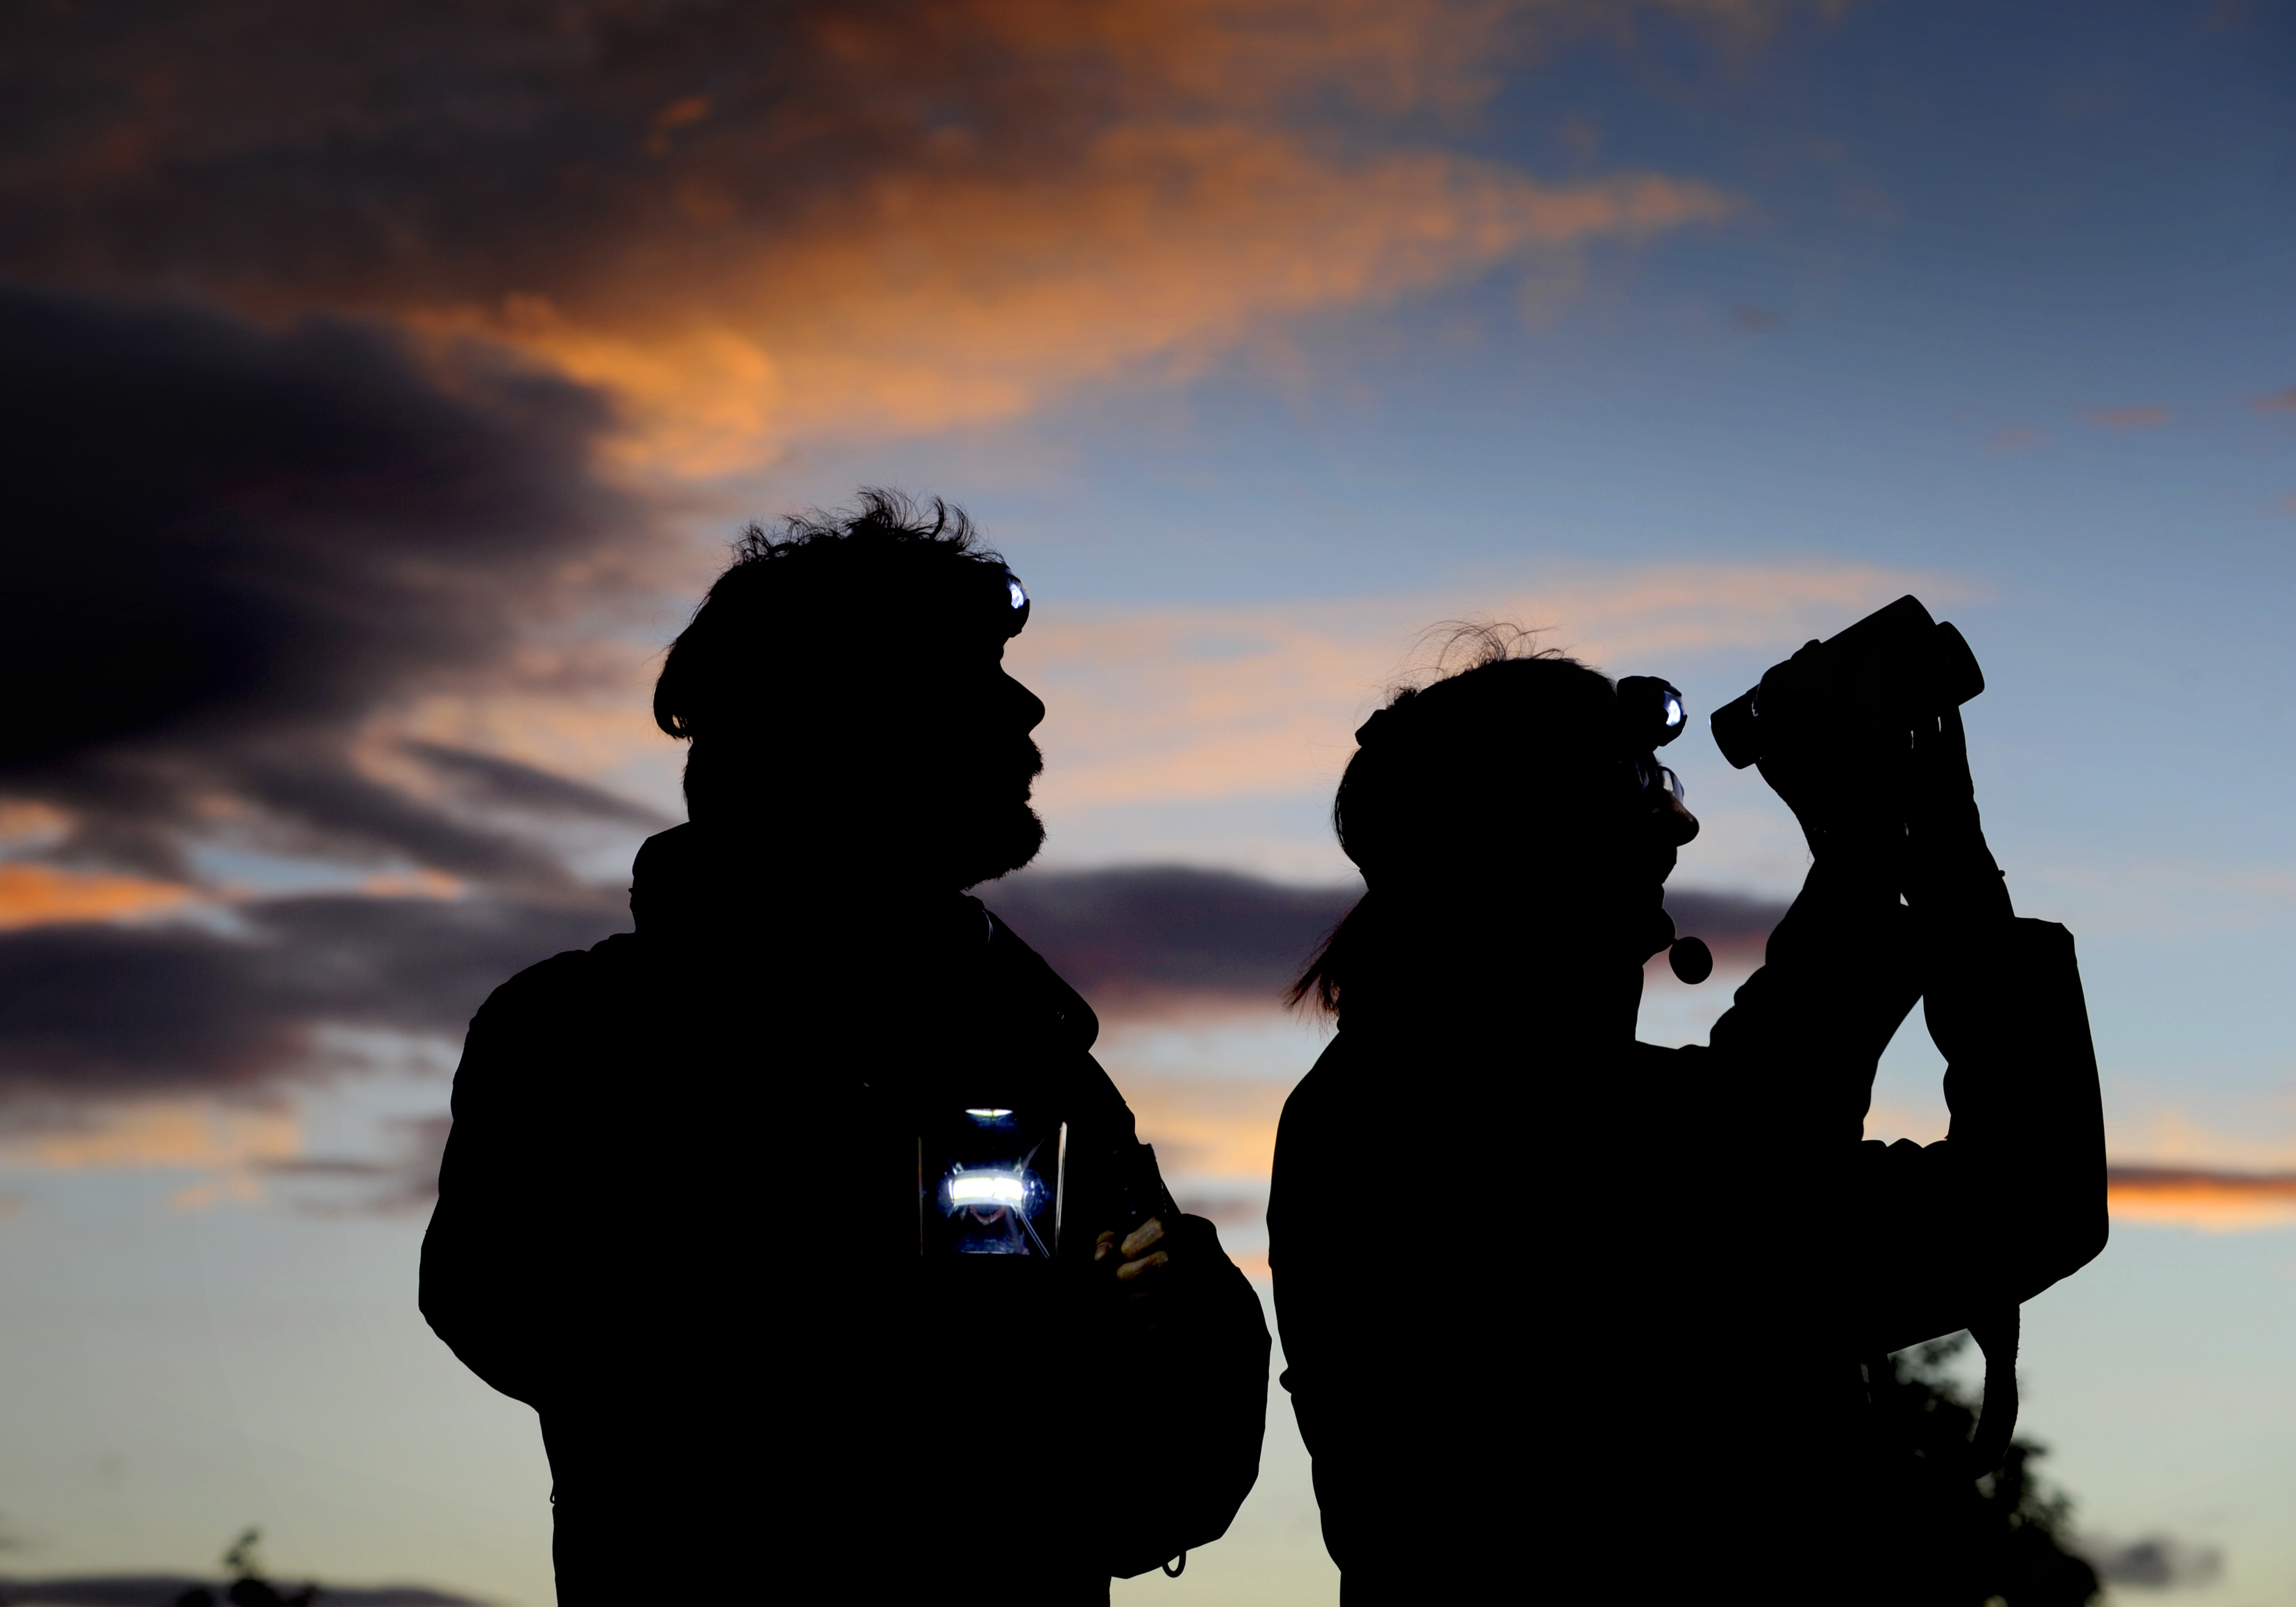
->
[[984, 866, 1787, 1014], [0, 288, 653, 890], [257, 1113, 454, 1216], [2073, 1534, 2225, 1590], [0, 893, 620, 1107], [402, 743, 670, 829], [0, 866, 1785, 1119], [1660, 888, 1790, 963], [986, 866, 1361, 1008]]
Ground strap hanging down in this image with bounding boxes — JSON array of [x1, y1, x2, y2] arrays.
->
[[1966, 1304, 2021, 1478]]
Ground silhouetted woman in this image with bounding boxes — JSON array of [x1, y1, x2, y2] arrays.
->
[[1267, 633, 2106, 1603]]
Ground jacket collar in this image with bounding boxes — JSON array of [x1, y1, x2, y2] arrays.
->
[[630, 823, 992, 953]]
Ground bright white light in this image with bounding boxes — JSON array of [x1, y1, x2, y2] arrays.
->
[[950, 1174, 1027, 1205], [1007, 578, 1028, 610], [964, 1108, 1013, 1119], [1663, 695, 1684, 727]]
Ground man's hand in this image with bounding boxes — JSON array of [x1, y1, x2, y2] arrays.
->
[[1095, 1217, 1171, 1286]]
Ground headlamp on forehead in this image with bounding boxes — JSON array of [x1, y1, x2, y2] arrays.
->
[[1615, 675, 1686, 752], [995, 567, 1031, 639], [1615, 672, 1708, 980], [1613, 676, 1691, 816]]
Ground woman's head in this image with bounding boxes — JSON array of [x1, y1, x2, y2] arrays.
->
[[1293, 628, 1695, 1016]]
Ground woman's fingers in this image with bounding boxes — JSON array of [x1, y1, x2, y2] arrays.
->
[[1120, 1217, 1166, 1259]]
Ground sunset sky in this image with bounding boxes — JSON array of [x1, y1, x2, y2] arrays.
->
[[3, 1, 2294, 1602]]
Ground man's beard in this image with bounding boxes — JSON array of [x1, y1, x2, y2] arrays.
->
[[947, 736, 1047, 890], [950, 800, 1046, 891]]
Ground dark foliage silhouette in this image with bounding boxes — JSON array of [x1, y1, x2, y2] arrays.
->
[[1270, 604, 2109, 1602], [0, 1525, 467, 1607], [1862, 1339, 2101, 1607], [168, 1529, 315, 1607], [421, 492, 1270, 1605]]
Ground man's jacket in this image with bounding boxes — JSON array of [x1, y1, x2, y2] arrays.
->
[[1269, 864, 2109, 1603], [422, 824, 1271, 1604]]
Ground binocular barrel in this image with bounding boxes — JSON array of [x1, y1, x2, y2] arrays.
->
[[1710, 594, 1984, 770]]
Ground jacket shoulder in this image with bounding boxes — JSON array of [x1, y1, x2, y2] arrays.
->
[[470, 931, 642, 1027], [980, 905, 1102, 1053], [1275, 1031, 1359, 1145]]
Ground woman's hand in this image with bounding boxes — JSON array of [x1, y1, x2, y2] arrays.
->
[[1906, 704, 2012, 923], [1094, 1217, 1171, 1286]]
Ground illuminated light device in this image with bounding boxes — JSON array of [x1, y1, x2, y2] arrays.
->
[[997, 568, 1031, 637], [920, 1106, 1065, 1260], [1617, 674, 1713, 986], [948, 1174, 1028, 1206]]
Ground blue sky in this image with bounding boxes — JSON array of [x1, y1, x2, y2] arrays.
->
[[1, 1, 2293, 1602]]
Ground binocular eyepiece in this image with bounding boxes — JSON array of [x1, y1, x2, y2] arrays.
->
[[1710, 594, 1984, 770]]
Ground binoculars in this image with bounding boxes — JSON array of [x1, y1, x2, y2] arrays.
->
[[1710, 595, 1984, 770]]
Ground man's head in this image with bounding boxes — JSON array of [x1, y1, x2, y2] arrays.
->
[[653, 489, 1047, 890]]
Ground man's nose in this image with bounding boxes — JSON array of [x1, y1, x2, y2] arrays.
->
[[1004, 672, 1047, 734]]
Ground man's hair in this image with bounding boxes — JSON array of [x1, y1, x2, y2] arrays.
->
[[653, 487, 1010, 742], [1290, 629, 1619, 1015]]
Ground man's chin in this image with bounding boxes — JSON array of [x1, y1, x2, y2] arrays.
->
[[952, 806, 1047, 891]]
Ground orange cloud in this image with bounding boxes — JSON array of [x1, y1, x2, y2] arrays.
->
[[0, 0, 1801, 472], [0, 862, 193, 930], [479, 138, 1733, 472], [2085, 405, 2170, 430], [1011, 561, 1963, 808], [1124, 1073, 1293, 1179], [2249, 385, 2296, 412], [2107, 1166, 2296, 1233], [9, 1100, 300, 1172]]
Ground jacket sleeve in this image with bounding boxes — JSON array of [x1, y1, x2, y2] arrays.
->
[[980, 914, 1272, 1576], [1265, 1040, 1381, 1579], [1698, 856, 2108, 1354], [1838, 917, 2110, 1353], [1099, 1209, 1273, 1579], [418, 953, 590, 1406], [1704, 855, 1924, 1148], [1085, 1074, 1272, 1580]]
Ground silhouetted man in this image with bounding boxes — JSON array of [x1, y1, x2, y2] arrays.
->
[[421, 492, 1270, 1604], [1270, 625, 2107, 1602]]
